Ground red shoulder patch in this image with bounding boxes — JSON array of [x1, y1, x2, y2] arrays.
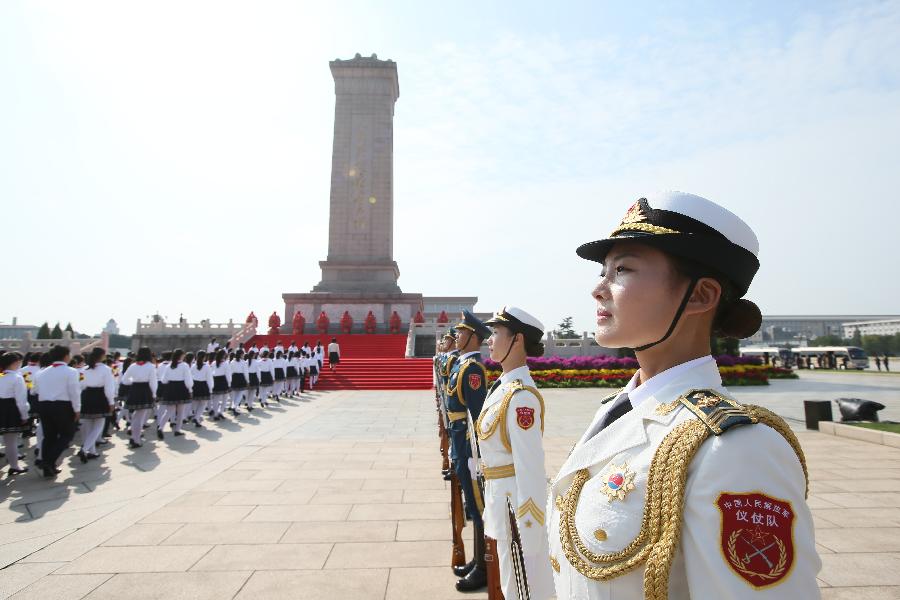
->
[[717, 492, 795, 589], [468, 373, 482, 390], [516, 406, 535, 430]]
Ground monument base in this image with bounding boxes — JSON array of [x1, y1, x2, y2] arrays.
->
[[282, 291, 423, 334]]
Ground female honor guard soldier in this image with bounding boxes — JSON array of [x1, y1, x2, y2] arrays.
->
[[478, 306, 554, 600], [547, 192, 820, 599], [78, 348, 116, 462], [123, 347, 158, 448], [0, 352, 30, 476]]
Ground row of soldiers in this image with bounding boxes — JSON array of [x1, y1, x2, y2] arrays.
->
[[434, 308, 553, 599], [429, 191, 821, 599]]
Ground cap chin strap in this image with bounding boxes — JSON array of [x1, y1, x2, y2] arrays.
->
[[498, 333, 518, 365], [632, 277, 699, 353]]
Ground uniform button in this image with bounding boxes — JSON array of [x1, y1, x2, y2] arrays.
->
[[594, 528, 607, 541]]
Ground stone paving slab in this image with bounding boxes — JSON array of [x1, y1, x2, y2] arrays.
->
[[0, 375, 899, 599]]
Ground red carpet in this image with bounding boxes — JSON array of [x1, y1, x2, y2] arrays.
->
[[244, 334, 433, 390]]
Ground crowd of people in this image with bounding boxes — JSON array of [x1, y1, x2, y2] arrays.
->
[[0, 338, 329, 479]]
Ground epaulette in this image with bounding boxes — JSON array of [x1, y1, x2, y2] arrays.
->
[[600, 388, 623, 404], [476, 379, 545, 451], [678, 389, 757, 435]]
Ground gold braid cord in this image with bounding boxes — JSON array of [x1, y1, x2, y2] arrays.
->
[[557, 404, 808, 599], [476, 381, 546, 452]]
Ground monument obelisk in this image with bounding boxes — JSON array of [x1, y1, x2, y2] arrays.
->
[[282, 54, 423, 332]]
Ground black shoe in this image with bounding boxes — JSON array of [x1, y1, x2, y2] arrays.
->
[[157, 429, 164, 440], [42, 467, 57, 478], [442, 471, 453, 481], [173, 431, 184, 437], [455, 565, 487, 592], [128, 439, 142, 449], [453, 559, 476, 577], [78, 450, 88, 464], [86, 453, 100, 460], [194, 420, 203, 428], [441, 469, 450, 477], [7, 467, 28, 477]]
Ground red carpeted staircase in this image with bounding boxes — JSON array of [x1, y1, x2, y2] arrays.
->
[[244, 334, 433, 390]]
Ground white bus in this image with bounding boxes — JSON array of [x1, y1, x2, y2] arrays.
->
[[739, 347, 792, 366], [791, 346, 868, 370]]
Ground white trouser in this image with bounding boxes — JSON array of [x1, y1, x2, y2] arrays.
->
[[131, 409, 150, 443], [191, 399, 207, 421], [231, 389, 245, 409], [3, 433, 20, 469], [80, 417, 106, 454], [158, 404, 188, 432], [259, 385, 273, 402]]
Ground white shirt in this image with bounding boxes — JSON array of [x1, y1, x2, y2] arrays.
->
[[207, 342, 219, 353], [161, 361, 194, 391], [34, 362, 82, 411], [212, 360, 232, 385], [328, 342, 340, 355], [258, 358, 275, 377], [123, 361, 159, 395], [0, 370, 29, 419], [274, 344, 285, 353], [274, 357, 287, 369], [81, 363, 116, 405], [230, 358, 249, 378]]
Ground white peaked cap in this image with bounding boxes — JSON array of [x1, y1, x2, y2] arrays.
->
[[502, 306, 544, 333], [645, 191, 759, 256]]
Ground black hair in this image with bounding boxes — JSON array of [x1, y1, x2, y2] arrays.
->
[[48, 345, 70, 363], [184, 352, 195, 367], [331, 337, 336, 342], [39, 352, 52, 368], [261, 350, 269, 359], [669, 255, 762, 339], [170, 348, 184, 369], [194, 350, 207, 368], [86, 347, 106, 369], [0, 351, 23, 370], [122, 357, 134, 372], [161, 351, 172, 362], [276, 351, 283, 359], [215, 349, 226, 367], [136, 346, 152, 362]]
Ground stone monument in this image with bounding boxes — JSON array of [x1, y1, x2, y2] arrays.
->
[[282, 54, 423, 333]]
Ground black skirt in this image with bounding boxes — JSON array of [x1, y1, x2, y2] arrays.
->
[[231, 373, 248, 389], [248, 372, 259, 387], [117, 384, 130, 403], [81, 386, 110, 419], [329, 352, 340, 365], [126, 382, 155, 410], [212, 375, 229, 393], [157, 380, 168, 402], [193, 380, 211, 399], [286, 366, 298, 378], [260, 371, 273, 385], [160, 380, 191, 404], [310, 365, 319, 375], [274, 368, 286, 381], [0, 397, 29, 433]]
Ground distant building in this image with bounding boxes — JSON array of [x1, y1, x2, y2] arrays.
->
[[744, 315, 900, 345], [103, 319, 120, 335], [0, 317, 39, 340], [842, 319, 900, 338]]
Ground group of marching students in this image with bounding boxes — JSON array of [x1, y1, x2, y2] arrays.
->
[[0, 339, 326, 479]]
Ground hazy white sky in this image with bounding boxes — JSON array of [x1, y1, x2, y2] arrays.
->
[[2, 0, 899, 336]]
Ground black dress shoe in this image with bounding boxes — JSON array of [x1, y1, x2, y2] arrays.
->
[[86, 453, 100, 460], [128, 439, 142, 449], [78, 450, 88, 464], [42, 467, 58, 478], [455, 565, 487, 592], [156, 429, 164, 440], [442, 471, 453, 481], [453, 559, 476, 577], [7, 466, 28, 477], [173, 431, 184, 437]]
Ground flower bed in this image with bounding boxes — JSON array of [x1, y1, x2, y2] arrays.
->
[[483, 356, 797, 388]]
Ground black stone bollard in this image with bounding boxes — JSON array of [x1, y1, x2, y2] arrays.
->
[[835, 398, 885, 422], [804, 400, 833, 430]]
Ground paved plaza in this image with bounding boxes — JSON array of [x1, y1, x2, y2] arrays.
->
[[1, 372, 900, 599]]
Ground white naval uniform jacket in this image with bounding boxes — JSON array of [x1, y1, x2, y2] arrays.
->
[[477, 365, 555, 600], [547, 358, 820, 600]]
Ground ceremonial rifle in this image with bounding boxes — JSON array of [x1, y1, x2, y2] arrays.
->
[[449, 471, 467, 568], [507, 497, 530, 600], [468, 410, 504, 599]]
